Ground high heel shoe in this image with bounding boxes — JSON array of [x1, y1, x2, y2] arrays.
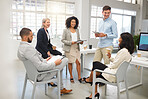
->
[[86, 93, 100, 99], [48, 82, 57, 87], [83, 77, 92, 85]]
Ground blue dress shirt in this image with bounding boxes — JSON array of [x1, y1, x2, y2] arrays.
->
[[97, 17, 118, 48]]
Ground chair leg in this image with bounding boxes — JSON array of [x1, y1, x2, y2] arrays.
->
[[31, 84, 36, 99], [92, 71, 96, 99], [105, 84, 107, 95], [45, 83, 48, 96], [22, 74, 27, 99], [57, 70, 61, 99], [66, 64, 67, 77], [125, 80, 129, 99], [117, 83, 120, 99]]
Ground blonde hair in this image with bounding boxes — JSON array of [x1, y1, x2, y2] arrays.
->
[[41, 18, 50, 28]]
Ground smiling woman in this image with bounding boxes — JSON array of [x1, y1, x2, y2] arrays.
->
[[36, 18, 62, 59]]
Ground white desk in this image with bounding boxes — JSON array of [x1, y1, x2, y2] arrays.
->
[[80, 48, 96, 71], [120, 56, 148, 92]]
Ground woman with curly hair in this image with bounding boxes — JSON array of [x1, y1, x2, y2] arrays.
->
[[61, 16, 83, 83]]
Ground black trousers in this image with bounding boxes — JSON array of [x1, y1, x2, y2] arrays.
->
[[42, 48, 62, 59], [50, 49, 62, 56], [92, 61, 108, 83]]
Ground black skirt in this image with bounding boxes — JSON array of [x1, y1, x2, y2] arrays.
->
[[92, 61, 108, 83]]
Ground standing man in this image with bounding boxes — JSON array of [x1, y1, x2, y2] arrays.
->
[[94, 5, 118, 64]]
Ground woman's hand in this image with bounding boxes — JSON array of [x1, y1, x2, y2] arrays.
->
[[52, 46, 56, 50], [72, 41, 76, 45], [47, 51, 52, 58], [107, 52, 111, 58]]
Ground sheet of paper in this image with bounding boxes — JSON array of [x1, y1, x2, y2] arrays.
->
[[47, 55, 63, 64]]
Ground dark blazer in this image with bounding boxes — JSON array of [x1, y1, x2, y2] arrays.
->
[[36, 28, 53, 58], [36, 28, 62, 59]]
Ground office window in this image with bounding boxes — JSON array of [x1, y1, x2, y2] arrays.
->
[[12, 0, 23, 10], [66, 3, 75, 14], [123, 15, 131, 32], [10, 0, 75, 40], [132, 0, 136, 4], [124, 0, 131, 3], [37, 14, 46, 31], [25, 0, 36, 11], [10, 12, 23, 39], [25, 12, 36, 33], [37, 0, 46, 12], [117, 0, 136, 4], [90, 6, 102, 38]]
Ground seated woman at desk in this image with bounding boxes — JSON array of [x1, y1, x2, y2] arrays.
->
[[61, 16, 83, 83], [83, 32, 134, 99]]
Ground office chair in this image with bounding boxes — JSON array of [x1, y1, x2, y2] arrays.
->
[[92, 61, 130, 99], [21, 60, 61, 99]]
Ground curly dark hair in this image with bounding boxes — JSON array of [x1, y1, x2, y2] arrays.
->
[[119, 32, 134, 54], [65, 16, 79, 29]]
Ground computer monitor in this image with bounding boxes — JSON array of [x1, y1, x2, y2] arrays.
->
[[137, 32, 148, 57]]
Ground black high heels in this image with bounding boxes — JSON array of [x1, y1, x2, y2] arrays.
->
[[48, 82, 57, 87], [86, 93, 100, 99], [83, 77, 92, 85]]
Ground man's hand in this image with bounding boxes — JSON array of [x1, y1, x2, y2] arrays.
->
[[52, 46, 56, 50], [54, 59, 62, 65], [47, 51, 52, 58], [95, 33, 107, 37], [95, 33, 100, 37], [99, 33, 107, 37], [80, 41, 83, 44], [72, 41, 77, 45]]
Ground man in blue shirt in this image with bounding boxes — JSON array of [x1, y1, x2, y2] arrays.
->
[[94, 5, 118, 64]]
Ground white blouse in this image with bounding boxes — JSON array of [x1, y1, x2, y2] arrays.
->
[[71, 32, 77, 41]]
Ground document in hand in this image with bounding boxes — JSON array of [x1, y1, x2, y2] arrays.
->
[[75, 40, 87, 43], [92, 31, 100, 34], [47, 55, 63, 64]]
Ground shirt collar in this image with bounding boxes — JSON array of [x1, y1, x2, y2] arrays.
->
[[20, 41, 31, 45], [103, 17, 110, 22]]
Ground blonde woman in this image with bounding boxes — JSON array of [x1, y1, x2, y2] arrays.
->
[[36, 18, 62, 87], [61, 16, 83, 83], [36, 18, 62, 59]]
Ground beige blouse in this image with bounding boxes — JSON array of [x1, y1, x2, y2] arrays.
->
[[102, 48, 132, 83]]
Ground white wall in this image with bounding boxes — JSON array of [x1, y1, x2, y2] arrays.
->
[[147, 1, 148, 18], [80, 0, 90, 45], [0, 0, 17, 99], [141, 20, 148, 32]]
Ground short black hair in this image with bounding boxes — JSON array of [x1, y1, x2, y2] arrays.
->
[[119, 32, 134, 54], [20, 28, 31, 38], [103, 5, 111, 11], [65, 16, 79, 29]]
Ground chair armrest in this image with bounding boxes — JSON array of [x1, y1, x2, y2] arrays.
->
[[38, 69, 60, 75], [94, 69, 116, 76]]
